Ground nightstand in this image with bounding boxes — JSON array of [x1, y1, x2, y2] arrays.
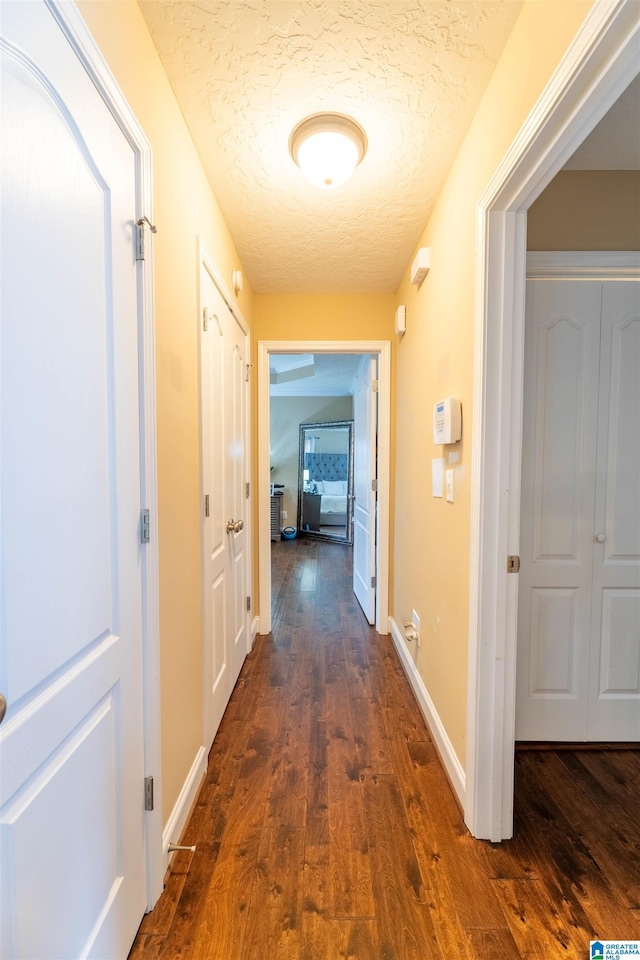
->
[[302, 492, 321, 531]]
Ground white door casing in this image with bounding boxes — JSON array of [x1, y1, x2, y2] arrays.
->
[[517, 279, 639, 742], [352, 356, 377, 624], [0, 2, 157, 955], [200, 251, 250, 749], [257, 341, 391, 637]]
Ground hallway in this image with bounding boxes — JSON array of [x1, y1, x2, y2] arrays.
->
[[130, 538, 639, 959]]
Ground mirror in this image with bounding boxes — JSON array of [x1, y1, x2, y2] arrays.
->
[[298, 420, 353, 543]]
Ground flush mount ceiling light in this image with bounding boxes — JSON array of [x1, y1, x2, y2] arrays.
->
[[289, 113, 367, 189]]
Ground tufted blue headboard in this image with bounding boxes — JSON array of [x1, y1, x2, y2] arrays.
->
[[304, 453, 348, 482]]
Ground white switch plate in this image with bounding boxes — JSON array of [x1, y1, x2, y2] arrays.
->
[[282, 510, 287, 519], [432, 458, 444, 497], [446, 469, 454, 503]]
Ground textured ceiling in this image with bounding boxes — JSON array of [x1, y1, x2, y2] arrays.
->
[[137, 0, 523, 293]]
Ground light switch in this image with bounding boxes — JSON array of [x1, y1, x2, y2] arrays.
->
[[432, 458, 444, 497], [446, 469, 454, 503]]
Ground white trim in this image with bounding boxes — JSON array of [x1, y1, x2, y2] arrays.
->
[[466, 0, 640, 841], [389, 619, 466, 808], [251, 616, 260, 647], [49, 0, 164, 902], [527, 250, 640, 277], [197, 239, 252, 750], [198, 243, 251, 339], [257, 340, 391, 636], [162, 746, 208, 867]]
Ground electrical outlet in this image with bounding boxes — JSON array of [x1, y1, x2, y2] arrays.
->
[[412, 609, 421, 647]]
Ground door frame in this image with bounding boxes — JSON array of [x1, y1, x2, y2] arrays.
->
[[465, 0, 640, 841], [197, 240, 252, 746], [49, 0, 163, 903], [258, 340, 391, 636]]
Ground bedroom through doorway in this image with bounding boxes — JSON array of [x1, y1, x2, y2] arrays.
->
[[257, 341, 391, 638]]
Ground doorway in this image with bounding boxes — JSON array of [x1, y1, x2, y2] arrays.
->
[[258, 341, 391, 637], [465, 3, 639, 840]]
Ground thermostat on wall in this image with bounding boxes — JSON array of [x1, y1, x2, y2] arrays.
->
[[433, 397, 462, 444]]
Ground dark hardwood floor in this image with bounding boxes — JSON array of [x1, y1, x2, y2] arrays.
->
[[130, 537, 640, 959]]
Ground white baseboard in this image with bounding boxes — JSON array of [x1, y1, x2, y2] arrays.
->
[[250, 616, 259, 648], [162, 745, 207, 869], [389, 617, 466, 808]]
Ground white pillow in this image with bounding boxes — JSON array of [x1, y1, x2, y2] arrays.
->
[[314, 481, 325, 494], [324, 480, 343, 495]]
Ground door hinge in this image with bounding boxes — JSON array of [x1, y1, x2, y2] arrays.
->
[[371, 576, 377, 589], [203, 307, 208, 331], [245, 481, 250, 499], [205, 494, 210, 518], [507, 555, 520, 573], [245, 363, 253, 382], [372, 379, 379, 392], [246, 596, 251, 612], [144, 776, 154, 811], [135, 216, 157, 261], [140, 509, 150, 544], [371, 479, 378, 492]]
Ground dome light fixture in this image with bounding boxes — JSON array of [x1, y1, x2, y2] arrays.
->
[[289, 112, 367, 189]]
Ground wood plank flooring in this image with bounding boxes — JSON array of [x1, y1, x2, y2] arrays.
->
[[129, 538, 640, 959]]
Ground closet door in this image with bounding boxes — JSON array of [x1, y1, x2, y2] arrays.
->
[[200, 262, 249, 748], [516, 280, 601, 740], [588, 281, 640, 740], [517, 278, 640, 742]]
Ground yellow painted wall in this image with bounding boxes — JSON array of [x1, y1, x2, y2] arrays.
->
[[392, 0, 593, 763], [253, 294, 395, 341], [528, 170, 640, 250], [77, 0, 253, 821]]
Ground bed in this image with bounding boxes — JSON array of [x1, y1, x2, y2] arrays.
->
[[314, 479, 348, 526]]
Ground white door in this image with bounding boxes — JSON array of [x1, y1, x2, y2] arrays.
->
[[516, 279, 640, 741], [200, 264, 249, 747], [0, 4, 147, 959], [352, 356, 377, 623], [588, 282, 640, 740]]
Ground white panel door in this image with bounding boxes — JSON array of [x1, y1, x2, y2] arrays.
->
[[353, 356, 377, 623], [517, 279, 640, 742], [588, 282, 640, 740], [200, 266, 248, 748], [517, 281, 601, 739], [0, 4, 146, 959]]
